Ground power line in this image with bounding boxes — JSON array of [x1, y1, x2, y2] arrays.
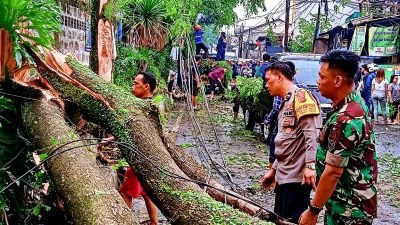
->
[[0, 138, 295, 224]]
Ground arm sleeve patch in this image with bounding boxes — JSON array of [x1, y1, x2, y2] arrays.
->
[[294, 89, 320, 120]]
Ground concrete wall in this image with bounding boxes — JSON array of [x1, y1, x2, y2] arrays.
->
[[56, 4, 90, 66]]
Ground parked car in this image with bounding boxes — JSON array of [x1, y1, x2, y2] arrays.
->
[[279, 54, 333, 121]]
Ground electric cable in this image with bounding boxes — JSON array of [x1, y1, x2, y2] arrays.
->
[[0, 138, 293, 224]]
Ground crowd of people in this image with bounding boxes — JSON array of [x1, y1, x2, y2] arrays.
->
[[356, 64, 400, 124]]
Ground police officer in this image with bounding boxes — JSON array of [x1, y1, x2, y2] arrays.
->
[[260, 62, 322, 223], [299, 50, 377, 225]]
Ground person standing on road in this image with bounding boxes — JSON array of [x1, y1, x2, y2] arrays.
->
[[356, 64, 369, 95], [230, 60, 239, 81], [260, 53, 271, 81], [216, 32, 227, 61], [190, 55, 202, 110], [299, 50, 377, 225], [363, 64, 377, 113], [260, 62, 322, 223], [124, 72, 159, 225], [388, 75, 400, 123], [264, 61, 308, 168], [255, 61, 262, 78], [371, 68, 389, 124], [194, 25, 208, 59]]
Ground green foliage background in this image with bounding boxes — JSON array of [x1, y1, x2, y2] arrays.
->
[[266, 27, 276, 45], [290, 14, 332, 53], [0, 0, 61, 67], [113, 44, 172, 92]]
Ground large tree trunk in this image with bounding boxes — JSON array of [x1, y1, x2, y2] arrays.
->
[[21, 96, 138, 225], [31, 50, 274, 224]]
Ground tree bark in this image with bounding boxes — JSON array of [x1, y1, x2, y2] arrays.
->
[[89, 0, 100, 73], [21, 96, 138, 225], [31, 50, 274, 225], [163, 136, 294, 225]]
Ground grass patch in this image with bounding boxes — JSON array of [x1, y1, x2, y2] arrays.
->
[[227, 152, 268, 169], [256, 144, 269, 156], [179, 143, 196, 148], [378, 153, 400, 207], [230, 127, 256, 142], [211, 113, 232, 125]]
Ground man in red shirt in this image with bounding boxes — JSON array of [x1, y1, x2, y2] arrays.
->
[[207, 65, 227, 99], [123, 72, 158, 225], [102, 72, 158, 225]]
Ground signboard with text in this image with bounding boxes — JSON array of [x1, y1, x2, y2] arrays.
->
[[349, 26, 367, 55], [368, 26, 400, 56]]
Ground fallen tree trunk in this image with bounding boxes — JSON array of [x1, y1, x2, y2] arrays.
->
[[31, 50, 274, 224], [21, 96, 138, 225], [163, 136, 294, 225]]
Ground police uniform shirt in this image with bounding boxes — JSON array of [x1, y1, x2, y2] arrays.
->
[[272, 85, 322, 185]]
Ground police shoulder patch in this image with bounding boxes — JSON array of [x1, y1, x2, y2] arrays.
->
[[294, 89, 320, 120]]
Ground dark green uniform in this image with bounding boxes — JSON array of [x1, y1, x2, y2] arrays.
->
[[316, 91, 377, 225]]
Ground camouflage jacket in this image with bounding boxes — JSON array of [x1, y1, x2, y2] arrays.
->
[[316, 90, 378, 220]]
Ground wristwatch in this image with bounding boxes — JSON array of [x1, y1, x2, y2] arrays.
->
[[309, 203, 323, 215], [305, 163, 316, 170]]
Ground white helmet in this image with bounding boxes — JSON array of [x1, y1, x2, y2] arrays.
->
[[367, 63, 378, 72]]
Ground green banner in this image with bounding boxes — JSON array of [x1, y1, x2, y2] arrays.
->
[[349, 26, 367, 55], [368, 26, 400, 56]]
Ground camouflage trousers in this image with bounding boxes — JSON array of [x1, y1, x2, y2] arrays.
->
[[324, 212, 373, 225]]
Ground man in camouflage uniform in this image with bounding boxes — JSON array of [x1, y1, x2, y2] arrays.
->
[[299, 50, 377, 225]]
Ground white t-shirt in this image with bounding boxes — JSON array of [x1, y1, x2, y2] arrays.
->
[[372, 78, 388, 98]]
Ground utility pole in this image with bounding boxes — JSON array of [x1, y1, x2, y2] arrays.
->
[[284, 0, 290, 52], [246, 28, 251, 58], [291, 0, 296, 39], [312, 0, 321, 53], [238, 23, 244, 58]]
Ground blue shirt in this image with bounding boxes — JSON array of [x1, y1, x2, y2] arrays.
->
[[217, 37, 226, 50], [363, 72, 376, 97], [232, 64, 238, 77], [260, 61, 271, 80], [194, 30, 204, 44]]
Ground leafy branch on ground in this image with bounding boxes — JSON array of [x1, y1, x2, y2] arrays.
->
[[378, 153, 400, 207], [236, 76, 264, 105], [227, 152, 268, 169]]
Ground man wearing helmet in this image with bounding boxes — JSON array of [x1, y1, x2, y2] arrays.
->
[[194, 24, 208, 58]]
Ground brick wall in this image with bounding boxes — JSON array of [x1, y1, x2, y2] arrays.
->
[[56, 4, 90, 66]]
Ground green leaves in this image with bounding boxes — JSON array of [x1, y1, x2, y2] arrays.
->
[[31, 203, 51, 217], [236, 76, 264, 105], [113, 44, 170, 91], [290, 14, 332, 53], [122, 0, 168, 50], [0, 90, 16, 128], [0, 0, 61, 67], [112, 158, 129, 171]]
